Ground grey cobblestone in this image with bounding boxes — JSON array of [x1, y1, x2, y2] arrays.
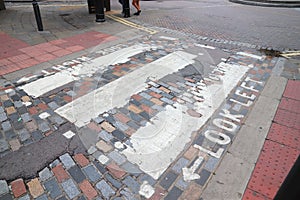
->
[[160, 171, 178, 190], [204, 156, 219, 172], [114, 121, 129, 132], [0, 193, 13, 200], [18, 194, 30, 200], [164, 186, 183, 200], [104, 174, 123, 189], [35, 194, 48, 200], [120, 188, 137, 200], [96, 180, 115, 199], [49, 115, 65, 125], [43, 178, 62, 199], [99, 130, 114, 142], [0, 107, 4, 113], [82, 164, 102, 183], [14, 101, 23, 108], [39, 167, 53, 182], [21, 113, 31, 123], [59, 153, 76, 169], [108, 150, 127, 165], [61, 179, 80, 199], [122, 176, 140, 194], [18, 129, 30, 142], [0, 113, 7, 122], [195, 169, 211, 186], [68, 165, 86, 184], [175, 177, 189, 190], [139, 92, 152, 100], [121, 162, 142, 176], [48, 102, 59, 110], [0, 139, 9, 152], [172, 157, 189, 174], [2, 121, 12, 131], [0, 180, 9, 195], [161, 97, 174, 105], [149, 87, 162, 94], [38, 122, 51, 133], [138, 174, 156, 186], [93, 116, 105, 124]]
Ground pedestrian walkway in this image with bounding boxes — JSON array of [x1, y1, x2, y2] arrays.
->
[[242, 80, 300, 199]]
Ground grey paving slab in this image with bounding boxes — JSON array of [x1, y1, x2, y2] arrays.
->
[[61, 179, 80, 199], [39, 167, 53, 182], [96, 180, 115, 199], [82, 164, 102, 183], [59, 153, 76, 169], [0, 180, 9, 195], [43, 178, 62, 199]]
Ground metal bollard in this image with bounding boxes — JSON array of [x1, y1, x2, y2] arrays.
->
[[95, 0, 105, 22], [32, 0, 43, 31], [123, 0, 130, 18]]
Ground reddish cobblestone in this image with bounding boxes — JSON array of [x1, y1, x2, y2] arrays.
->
[[74, 154, 90, 167], [107, 162, 126, 179], [79, 180, 98, 200], [11, 178, 26, 198], [128, 104, 142, 114], [149, 91, 162, 99], [38, 103, 49, 111], [149, 187, 166, 200], [132, 94, 143, 101], [87, 122, 102, 132], [52, 164, 69, 183], [115, 113, 130, 124], [179, 182, 202, 200], [150, 98, 164, 106], [184, 145, 198, 160], [28, 106, 38, 115]]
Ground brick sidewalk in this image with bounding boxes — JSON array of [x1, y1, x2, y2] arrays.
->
[[243, 80, 300, 200]]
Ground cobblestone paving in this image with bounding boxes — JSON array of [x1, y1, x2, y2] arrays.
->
[[0, 33, 279, 199]]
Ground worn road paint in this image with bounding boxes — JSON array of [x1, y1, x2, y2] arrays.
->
[[194, 43, 216, 49], [19, 45, 155, 98], [122, 63, 250, 179], [63, 130, 76, 139], [55, 51, 197, 127], [237, 52, 263, 60], [139, 181, 155, 199], [182, 156, 204, 182]]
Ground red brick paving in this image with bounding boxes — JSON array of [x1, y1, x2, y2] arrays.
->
[[74, 154, 90, 167], [79, 180, 98, 200], [0, 31, 117, 75], [106, 162, 126, 179], [11, 178, 27, 198], [52, 164, 69, 183], [242, 80, 300, 200]]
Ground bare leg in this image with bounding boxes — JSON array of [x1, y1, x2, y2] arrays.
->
[[132, 0, 141, 15]]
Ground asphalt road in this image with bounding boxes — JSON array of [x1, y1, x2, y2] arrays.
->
[[133, 0, 300, 51]]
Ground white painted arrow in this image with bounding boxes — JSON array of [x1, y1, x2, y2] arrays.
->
[[182, 156, 204, 182]]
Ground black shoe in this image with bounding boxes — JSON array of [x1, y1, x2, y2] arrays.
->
[[133, 10, 141, 16]]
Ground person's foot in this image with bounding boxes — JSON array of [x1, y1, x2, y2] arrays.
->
[[133, 10, 141, 16]]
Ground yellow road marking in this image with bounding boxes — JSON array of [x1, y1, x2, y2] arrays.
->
[[281, 51, 300, 58], [106, 14, 158, 35]]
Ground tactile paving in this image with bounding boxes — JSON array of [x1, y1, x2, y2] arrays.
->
[[242, 188, 271, 200], [278, 97, 300, 114], [283, 80, 300, 101], [274, 108, 300, 130], [267, 123, 300, 150], [247, 140, 300, 199]]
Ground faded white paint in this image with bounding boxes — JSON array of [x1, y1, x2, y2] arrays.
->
[[204, 130, 231, 145], [194, 43, 216, 49], [182, 156, 204, 182], [55, 51, 197, 127], [39, 112, 50, 119], [159, 36, 178, 41], [237, 52, 264, 60], [122, 62, 250, 179], [194, 144, 224, 159], [63, 130, 76, 139], [19, 45, 156, 98], [139, 181, 155, 199]]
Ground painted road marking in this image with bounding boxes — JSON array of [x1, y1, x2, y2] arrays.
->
[[139, 181, 155, 199], [107, 14, 158, 34], [19, 45, 156, 98], [182, 156, 204, 182], [194, 43, 216, 49], [281, 51, 300, 58], [122, 62, 250, 179], [55, 51, 197, 127], [237, 52, 264, 60]]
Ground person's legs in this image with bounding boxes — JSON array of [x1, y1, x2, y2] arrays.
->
[[132, 0, 141, 15]]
